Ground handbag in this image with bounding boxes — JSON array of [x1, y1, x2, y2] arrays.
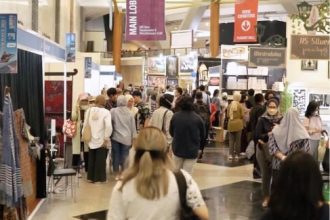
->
[[82, 109, 92, 143], [62, 119, 77, 138], [173, 170, 200, 220]]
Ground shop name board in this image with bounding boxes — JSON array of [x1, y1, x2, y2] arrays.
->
[[221, 45, 249, 60], [249, 48, 286, 67], [291, 35, 330, 60]]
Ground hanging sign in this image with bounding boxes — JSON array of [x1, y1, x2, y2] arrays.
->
[[233, 0, 258, 43], [291, 35, 330, 60], [249, 47, 286, 67], [126, 0, 165, 41], [84, 57, 92, 78], [221, 45, 249, 60], [0, 14, 17, 74], [65, 33, 76, 62]]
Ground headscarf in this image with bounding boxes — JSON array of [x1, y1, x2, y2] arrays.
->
[[272, 107, 310, 153], [262, 98, 282, 124], [229, 91, 241, 120]]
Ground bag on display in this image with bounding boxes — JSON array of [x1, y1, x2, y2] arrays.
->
[[82, 109, 92, 143], [62, 119, 77, 138]]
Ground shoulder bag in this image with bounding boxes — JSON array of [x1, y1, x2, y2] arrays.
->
[[82, 109, 92, 143], [174, 170, 200, 220]]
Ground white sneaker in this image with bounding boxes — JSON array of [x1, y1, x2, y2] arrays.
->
[[228, 155, 233, 160]]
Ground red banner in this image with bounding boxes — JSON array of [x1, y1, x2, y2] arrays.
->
[[233, 0, 258, 43], [125, 0, 166, 41]]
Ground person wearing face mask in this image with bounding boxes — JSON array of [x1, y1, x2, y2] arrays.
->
[[255, 98, 283, 208], [304, 101, 323, 161]]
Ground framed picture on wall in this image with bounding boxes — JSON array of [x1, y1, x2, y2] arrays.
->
[[301, 60, 318, 71], [309, 93, 330, 109], [179, 53, 198, 75], [147, 75, 166, 87], [166, 56, 178, 78], [148, 57, 166, 75], [167, 78, 178, 86]]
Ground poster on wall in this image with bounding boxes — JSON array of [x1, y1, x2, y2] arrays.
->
[[309, 93, 330, 108], [0, 14, 17, 74], [233, 0, 258, 43], [291, 35, 330, 60], [292, 89, 307, 114], [84, 57, 92, 78], [208, 77, 220, 86], [179, 53, 198, 75], [147, 75, 166, 87], [148, 57, 166, 75], [166, 56, 178, 78], [65, 33, 76, 62], [167, 78, 178, 87], [125, 0, 165, 41]]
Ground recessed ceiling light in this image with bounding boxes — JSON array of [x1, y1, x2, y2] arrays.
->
[[205, 22, 210, 26], [194, 38, 197, 42]]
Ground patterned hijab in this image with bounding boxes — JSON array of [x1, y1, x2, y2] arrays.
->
[[272, 107, 310, 153]]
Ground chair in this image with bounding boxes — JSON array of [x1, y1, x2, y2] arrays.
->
[[47, 147, 77, 202]]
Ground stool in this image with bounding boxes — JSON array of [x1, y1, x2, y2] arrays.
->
[[51, 168, 77, 202]]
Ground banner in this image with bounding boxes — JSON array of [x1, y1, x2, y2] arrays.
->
[[233, 0, 258, 43], [84, 57, 92, 78], [291, 35, 330, 60], [126, 0, 165, 41], [249, 47, 286, 67], [66, 33, 76, 62], [221, 45, 249, 60], [0, 14, 17, 74]]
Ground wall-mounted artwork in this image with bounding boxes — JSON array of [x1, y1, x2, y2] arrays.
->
[[301, 60, 318, 71], [148, 57, 166, 75], [147, 75, 166, 87], [309, 93, 330, 108], [167, 78, 178, 87], [179, 53, 198, 75], [166, 56, 178, 78], [292, 89, 306, 114]]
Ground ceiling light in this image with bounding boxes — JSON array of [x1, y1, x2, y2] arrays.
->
[[194, 38, 197, 42], [205, 22, 210, 26]]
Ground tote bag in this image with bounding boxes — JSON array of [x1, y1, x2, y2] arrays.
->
[[82, 109, 92, 143]]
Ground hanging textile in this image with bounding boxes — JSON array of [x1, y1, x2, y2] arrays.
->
[[0, 94, 24, 207]]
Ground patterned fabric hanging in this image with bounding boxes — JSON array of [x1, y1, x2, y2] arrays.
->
[[0, 95, 24, 207]]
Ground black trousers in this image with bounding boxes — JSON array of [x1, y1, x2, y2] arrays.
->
[[87, 147, 108, 182]]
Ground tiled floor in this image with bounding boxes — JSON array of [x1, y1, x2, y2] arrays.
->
[[32, 144, 265, 220]]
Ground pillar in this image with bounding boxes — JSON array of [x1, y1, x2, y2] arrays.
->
[[31, 0, 38, 31], [113, 11, 123, 73], [210, 1, 220, 57]]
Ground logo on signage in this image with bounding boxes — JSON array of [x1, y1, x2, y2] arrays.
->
[[241, 20, 251, 31]]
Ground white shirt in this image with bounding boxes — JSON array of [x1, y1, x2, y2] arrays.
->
[[107, 169, 205, 220], [149, 107, 174, 145], [82, 107, 112, 149]]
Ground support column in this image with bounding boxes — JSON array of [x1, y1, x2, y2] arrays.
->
[[210, 1, 220, 57], [113, 11, 122, 73], [31, 0, 38, 31], [55, 0, 60, 43]]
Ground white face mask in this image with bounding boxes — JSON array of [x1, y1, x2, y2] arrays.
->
[[80, 105, 89, 110], [313, 111, 319, 116], [267, 108, 278, 116]]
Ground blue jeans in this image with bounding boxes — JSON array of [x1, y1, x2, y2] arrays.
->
[[111, 140, 131, 173]]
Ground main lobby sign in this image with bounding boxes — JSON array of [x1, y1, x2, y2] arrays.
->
[[233, 0, 258, 43], [291, 35, 330, 60], [126, 0, 165, 41]]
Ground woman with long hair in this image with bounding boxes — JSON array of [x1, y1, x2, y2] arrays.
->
[[261, 151, 329, 220], [211, 89, 221, 127], [255, 98, 283, 207], [304, 100, 323, 160], [108, 127, 208, 220]]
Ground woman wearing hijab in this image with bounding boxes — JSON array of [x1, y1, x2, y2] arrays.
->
[[111, 95, 137, 180], [125, 94, 138, 117], [82, 95, 112, 183], [255, 98, 283, 208], [268, 107, 310, 185], [227, 91, 244, 160]]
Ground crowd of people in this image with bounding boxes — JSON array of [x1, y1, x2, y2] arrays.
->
[[65, 84, 328, 220]]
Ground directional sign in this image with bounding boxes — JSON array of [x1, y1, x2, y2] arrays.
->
[[234, 0, 258, 43]]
